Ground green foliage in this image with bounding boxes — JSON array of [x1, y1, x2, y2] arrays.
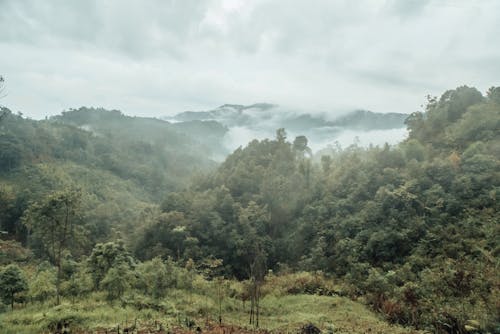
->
[[29, 267, 56, 302], [487, 86, 500, 104], [262, 271, 338, 296], [101, 263, 133, 301], [0, 107, 220, 247], [0, 85, 498, 332], [87, 241, 135, 289], [136, 85, 499, 331], [135, 257, 172, 299], [22, 188, 83, 304], [0, 264, 28, 309], [22, 189, 82, 264], [60, 263, 93, 299], [0, 282, 418, 334], [50, 107, 219, 194], [0, 240, 32, 265]]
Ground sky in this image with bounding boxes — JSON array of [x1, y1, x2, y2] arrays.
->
[[1, 0, 499, 119]]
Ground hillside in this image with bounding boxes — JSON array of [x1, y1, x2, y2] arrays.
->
[[139, 86, 500, 331], [0, 271, 422, 334], [0, 85, 499, 334], [0, 107, 220, 245], [51, 107, 228, 162]]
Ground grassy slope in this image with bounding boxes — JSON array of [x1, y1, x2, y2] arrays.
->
[[0, 292, 422, 334]]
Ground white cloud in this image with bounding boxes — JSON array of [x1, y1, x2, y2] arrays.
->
[[0, 0, 499, 119]]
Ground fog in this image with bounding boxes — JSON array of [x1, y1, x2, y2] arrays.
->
[[173, 103, 409, 155], [222, 124, 408, 154]]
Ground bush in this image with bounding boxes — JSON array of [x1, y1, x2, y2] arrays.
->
[[37, 305, 87, 331], [262, 272, 339, 296]]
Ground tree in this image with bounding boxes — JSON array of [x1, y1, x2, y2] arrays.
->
[[0, 75, 5, 98], [248, 247, 266, 328], [0, 185, 16, 233], [0, 76, 7, 120], [101, 263, 132, 301], [276, 128, 287, 143], [87, 240, 134, 289], [29, 268, 57, 303], [321, 155, 332, 173], [135, 257, 171, 299], [486, 86, 500, 104], [22, 189, 82, 304], [293, 135, 312, 157], [0, 264, 28, 309], [61, 263, 93, 302]]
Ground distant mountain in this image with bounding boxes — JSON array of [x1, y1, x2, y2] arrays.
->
[[166, 103, 408, 131], [164, 103, 409, 152], [330, 110, 409, 130], [52, 107, 228, 159], [171, 103, 276, 123]]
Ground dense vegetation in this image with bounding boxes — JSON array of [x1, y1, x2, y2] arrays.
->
[[0, 85, 499, 333], [135, 86, 499, 331], [0, 106, 224, 244]]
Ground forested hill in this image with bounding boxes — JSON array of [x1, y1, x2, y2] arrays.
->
[[0, 85, 499, 332], [51, 107, 228, 159], [0, 107, 221, 246], [136, 86, 500, 329], [1, 107, 224, 187]]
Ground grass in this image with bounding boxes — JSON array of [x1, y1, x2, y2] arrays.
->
[[223, 294, 421, 334], [0, 289, 422, 334]]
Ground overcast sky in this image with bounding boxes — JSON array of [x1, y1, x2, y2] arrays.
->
[[1, 0, 499, 119]]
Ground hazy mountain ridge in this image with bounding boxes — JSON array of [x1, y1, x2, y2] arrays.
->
[[167, 103, 408, 130], [51, 107, 229, 160], [165, 103, 410, 152]]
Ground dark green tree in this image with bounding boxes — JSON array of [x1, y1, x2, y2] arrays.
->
[[486, 86, 500, 104], [0, 264, 28, 309]]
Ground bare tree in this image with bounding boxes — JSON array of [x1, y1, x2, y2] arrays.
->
[[0, 76, 8, 124], [0, 75, 5, 98], [249, 247, 266, 328]]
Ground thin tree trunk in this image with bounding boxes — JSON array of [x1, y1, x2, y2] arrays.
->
[[256, 283, 260, 328], [249, 296, 254, 325], [249, 283, 255, 325], [56, 201, 70, 305], [56, 258, 61, 305]]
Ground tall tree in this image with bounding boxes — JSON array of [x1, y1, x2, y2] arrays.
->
[[22, 189, 82, 304]]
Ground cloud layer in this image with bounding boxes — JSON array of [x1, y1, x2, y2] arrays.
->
[[1, 0, 499, 119]]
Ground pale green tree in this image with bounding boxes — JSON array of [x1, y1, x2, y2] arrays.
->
[[22, 189, 82, 304], [135, 257, 171, 299], [101, 263, 133, 301], [29, 269, 56, 302]]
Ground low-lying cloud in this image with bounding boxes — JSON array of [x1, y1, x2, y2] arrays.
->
[[169, 103, 409, 157]]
